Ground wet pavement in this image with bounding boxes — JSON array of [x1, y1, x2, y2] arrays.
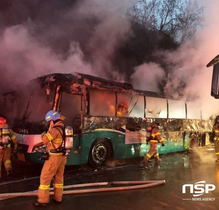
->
[[0, 144, 219, 210]]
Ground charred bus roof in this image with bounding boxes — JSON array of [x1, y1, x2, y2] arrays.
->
[[35, 72, 165, 99]]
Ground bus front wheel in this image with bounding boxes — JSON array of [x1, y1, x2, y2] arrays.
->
[[89, 139, 111, 168]]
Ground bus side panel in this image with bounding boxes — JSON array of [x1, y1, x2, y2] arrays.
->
[[76, 130, 126, 164], [106, 130, 126, 159], [66, 135, 82, 166]]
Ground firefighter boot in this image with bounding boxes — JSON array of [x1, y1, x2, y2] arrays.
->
[[154, 156, 161, 162], [143, 156, 148, 163], [7, 168, 13, 177], [53, 198, 62, 204], [34, 201, 47, 207]]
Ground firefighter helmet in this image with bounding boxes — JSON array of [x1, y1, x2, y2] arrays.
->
[[0, 117, 7, 125], [0, 117, 8, 128], [45, 110, 60, 122]]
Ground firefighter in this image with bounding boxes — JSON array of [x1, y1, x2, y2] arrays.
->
[[34, 110, 67, 207], [213, 116, 219, 162], [0, 117, 17, 179], [189, 131, 197, 149], [143, 122, 164, 164]]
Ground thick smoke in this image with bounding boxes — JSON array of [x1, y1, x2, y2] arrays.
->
[[0, 0, 132, 94], [0, 25, 93, 89], [130, 0, 219, 119], [164, 0, 219, 119], [1, 0, 219, 120], [131, 62, 165, 92]]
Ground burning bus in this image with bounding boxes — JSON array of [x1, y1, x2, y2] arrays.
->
[[1, 72, 213, 167]]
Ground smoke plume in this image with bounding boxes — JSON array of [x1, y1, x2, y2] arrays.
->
[[131, 62, 165, 92], [1, 0, 219, 119], [0, 0, 132, 93], [130, 0, 219, 119]]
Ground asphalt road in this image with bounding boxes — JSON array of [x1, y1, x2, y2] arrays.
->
[[0, 145, 218, 210]]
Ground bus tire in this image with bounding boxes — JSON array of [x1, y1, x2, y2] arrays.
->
[[88, 139, 111, 168]]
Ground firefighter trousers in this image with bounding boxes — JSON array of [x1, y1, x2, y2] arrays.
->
[[143, 142, 160, 163], [37, 155, 67, 204], [0, 147, 12, 179]]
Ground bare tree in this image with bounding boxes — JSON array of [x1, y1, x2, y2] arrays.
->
[[129, 0, 204, 44]]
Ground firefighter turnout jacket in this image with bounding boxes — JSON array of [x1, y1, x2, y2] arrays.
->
[[0, 126, 17, 179], [143, 126, 164, 163], [37, 119, 67, 204]]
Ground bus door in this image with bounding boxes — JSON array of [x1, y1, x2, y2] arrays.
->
[[59, 92, 83, 164]]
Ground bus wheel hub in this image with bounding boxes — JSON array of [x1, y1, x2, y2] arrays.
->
[[94, 145, 106, 161]]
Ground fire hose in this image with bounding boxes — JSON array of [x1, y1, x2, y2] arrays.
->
[[0, 180, 165, 201]]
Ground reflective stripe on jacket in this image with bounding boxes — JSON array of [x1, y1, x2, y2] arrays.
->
[[41, 121, 64, 152]]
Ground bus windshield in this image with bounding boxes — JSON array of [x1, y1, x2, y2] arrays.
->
[[12, 81, 55, 134]]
